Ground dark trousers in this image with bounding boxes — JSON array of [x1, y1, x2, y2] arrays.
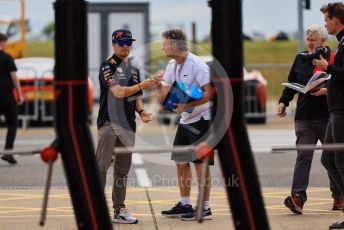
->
[[321, 114, 344, 198], [0, 96, 18, 150], [292, 119, 340, 202]]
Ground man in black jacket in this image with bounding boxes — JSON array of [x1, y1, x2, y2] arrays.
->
[[277, 25, 340, 214], [312, 2, 344, 229]]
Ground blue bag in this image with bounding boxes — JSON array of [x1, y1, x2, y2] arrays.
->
[[163, 81, 204, 113]]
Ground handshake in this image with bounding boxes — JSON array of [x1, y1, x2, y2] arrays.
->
[[139, 70, 164, 90]]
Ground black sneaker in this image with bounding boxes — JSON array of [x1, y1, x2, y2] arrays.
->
[[161, 202, 193, 217], [181, 207, 213, 221], [329, 214, 344, 229], [1, 155, 17, 165]]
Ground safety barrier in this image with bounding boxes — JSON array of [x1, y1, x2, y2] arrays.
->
[[0, 67, 55, 129]]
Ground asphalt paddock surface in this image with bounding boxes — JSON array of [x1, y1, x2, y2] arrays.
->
[[0, 187, 341, 229], [0, 116, 340, 229]]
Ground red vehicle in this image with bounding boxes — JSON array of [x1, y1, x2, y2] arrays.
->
[[12, 57, 93, 127]]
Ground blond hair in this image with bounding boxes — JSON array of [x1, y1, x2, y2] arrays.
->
[[306, 25, 327, 40], [162, 29, 188, 51]]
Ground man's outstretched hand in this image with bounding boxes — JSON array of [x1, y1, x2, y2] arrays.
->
[[140, 110, 153, 123]]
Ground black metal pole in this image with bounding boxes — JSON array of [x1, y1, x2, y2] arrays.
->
[[191, 22, 197, 54], [54, 0, 112, 229], [209, 0, 270, 229]]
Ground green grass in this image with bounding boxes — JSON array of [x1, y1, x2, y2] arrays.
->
[[197, 40, 338, 98], [24, 40, 338, 98], [244, 41, 297, 99], [24, 41, 54, 57]]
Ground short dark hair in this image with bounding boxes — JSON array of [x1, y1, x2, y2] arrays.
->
[[162, 29, 188, 51], [0, 33, 8, 42], [320, 2, 344, 25]]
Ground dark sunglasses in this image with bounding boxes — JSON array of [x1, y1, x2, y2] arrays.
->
[[166, 31, 177, 39], [117, 40, 133, 47]]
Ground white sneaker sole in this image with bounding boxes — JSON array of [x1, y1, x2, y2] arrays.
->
[[113, 218, 138, 224], [181, 215, 213, 221], [161, 213, 183, 218]]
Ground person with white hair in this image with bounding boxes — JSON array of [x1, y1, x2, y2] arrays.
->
[[277, 24, 343, 214]]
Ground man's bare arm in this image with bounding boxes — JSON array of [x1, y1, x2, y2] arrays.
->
[[156, 83, 171, 103], [110, 79, 154, 99]]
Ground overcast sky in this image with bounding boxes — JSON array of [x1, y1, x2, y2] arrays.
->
[[0, 0, 335, 39]]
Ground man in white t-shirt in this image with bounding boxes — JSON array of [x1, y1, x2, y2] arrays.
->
[[156, 29, 213, 221]]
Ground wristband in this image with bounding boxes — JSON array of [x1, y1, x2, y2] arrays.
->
[[138, 83, 142, 91]]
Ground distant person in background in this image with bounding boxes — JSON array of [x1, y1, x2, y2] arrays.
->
[[311, 3, 344, 229], [243, 68, 267, 86], [243, 68, 267, 117], [0, 33, 23, 164], [277, 25, 340, 214]]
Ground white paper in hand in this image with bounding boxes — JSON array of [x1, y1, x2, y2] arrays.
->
[[282, 71, 330, 94]]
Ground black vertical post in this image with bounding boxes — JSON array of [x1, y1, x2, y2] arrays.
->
[[191, 22, 197, 54], [209, 0, 270, 229], [54, 0, 112, 229]]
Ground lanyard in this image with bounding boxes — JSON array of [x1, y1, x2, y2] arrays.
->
[[336, 36, 344, 53], [174, 52, 189, 81], [340, 36, 344, 47]]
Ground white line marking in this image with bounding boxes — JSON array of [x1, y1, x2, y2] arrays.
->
[[132, 153, 144, 165], [135, 168, 152, 187], [161, 125, 171, 145], [0, 140, 51, 145]]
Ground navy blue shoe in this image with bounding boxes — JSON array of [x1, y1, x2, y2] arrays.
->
[[329, 215, 344, 229], [180, 207, 212, 221], [161, 202, 193, 218]]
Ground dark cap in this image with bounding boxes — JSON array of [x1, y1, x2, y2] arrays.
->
[[112, 29, 136, 43]]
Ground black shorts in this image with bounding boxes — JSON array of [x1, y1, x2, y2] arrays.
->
[[172, 118, 214, 165]]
